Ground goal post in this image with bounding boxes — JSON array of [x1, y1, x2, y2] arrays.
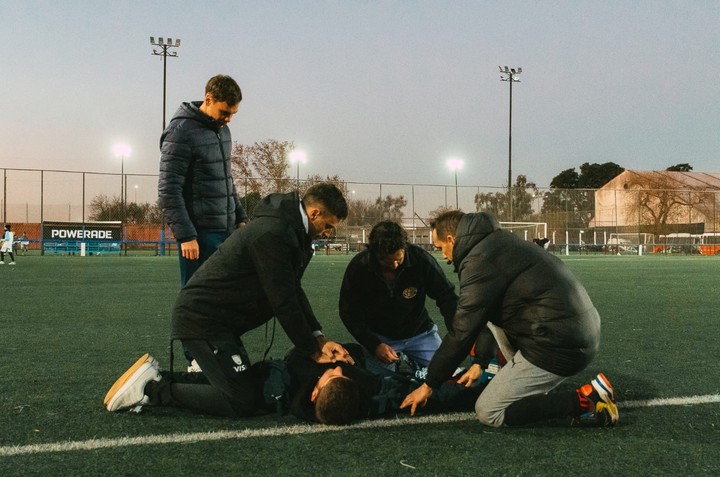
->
[[499, 222, 548, 241]]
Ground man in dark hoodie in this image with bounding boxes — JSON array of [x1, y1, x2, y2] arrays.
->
[[104, 183, 355, 418], [401, 211, 619, 427], [158, 74, 248, 286]]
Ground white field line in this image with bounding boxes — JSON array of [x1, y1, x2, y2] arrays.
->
[[2, 393, 719, 457]]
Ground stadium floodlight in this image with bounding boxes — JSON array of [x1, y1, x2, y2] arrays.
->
[[499, 64, 523, 221], [113, 143, 131, 228], [447, 158, 464, 209], [289, 150, 307, 190], [150, 35, 181, 131]]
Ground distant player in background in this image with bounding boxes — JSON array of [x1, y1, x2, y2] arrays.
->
[[16, 231, 29, 255], [0, 224, 16, 265], [339, 221, 458, 375], [402, 211, 619, 428]]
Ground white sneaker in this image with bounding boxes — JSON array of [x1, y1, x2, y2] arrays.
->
[[9, 262, 15, 265], [0, 261, 4, 265], [104, 354, 162, 412]]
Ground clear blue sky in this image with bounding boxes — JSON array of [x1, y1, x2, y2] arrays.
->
[[1, 0, 718, 189]]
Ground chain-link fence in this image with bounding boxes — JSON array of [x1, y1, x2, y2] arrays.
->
[[2, 167, 719, 256]]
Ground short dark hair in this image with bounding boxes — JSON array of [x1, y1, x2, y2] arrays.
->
[[430, 210, 464, 239], [4, 224, 10, 231], [205, 75, 242, 106], [314, 377, 360, 425], [303, 183, 348, 220], [368, 221, 407, 258]]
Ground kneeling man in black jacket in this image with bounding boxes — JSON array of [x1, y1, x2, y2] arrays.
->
[[104, 183, 355, 417], [402, 211, 619, 427]]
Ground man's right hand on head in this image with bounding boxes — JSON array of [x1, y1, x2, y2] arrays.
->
[[181, 239, 200, 260]]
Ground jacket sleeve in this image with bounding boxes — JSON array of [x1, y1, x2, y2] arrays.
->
[[339, 261, 382, 353], [425, 255, 506, 389], [248, 230, 319, 357], [470, 326, 498, 369], [421, 251, 459, 331], [158, 127, 197, 242]]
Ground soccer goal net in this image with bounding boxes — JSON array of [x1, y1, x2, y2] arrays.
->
[[499, 222, 548, 241]]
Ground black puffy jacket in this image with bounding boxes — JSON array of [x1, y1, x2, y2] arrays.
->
[[425, 213, 600, 388], [158, 101, 248, 242], [171, 192, 322, 358]]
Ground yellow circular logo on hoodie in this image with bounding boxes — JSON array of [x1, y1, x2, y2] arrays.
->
[[402, 287, 418, 299]]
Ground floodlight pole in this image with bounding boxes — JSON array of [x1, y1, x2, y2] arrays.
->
[[499, 66, 522, 222], [150, 36, 181, 131], [446, 158, 464, 209]]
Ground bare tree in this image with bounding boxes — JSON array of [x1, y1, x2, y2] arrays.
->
[[231, 140, 295, 197], [622, 171, 713, 235]]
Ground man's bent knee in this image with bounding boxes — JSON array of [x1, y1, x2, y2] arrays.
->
[[475, 398, 505, 427]]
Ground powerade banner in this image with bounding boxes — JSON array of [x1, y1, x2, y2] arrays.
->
[[42, 221, 122, 241]]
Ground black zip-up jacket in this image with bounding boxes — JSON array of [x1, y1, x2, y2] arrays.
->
[[425, 213, 601, 388], [158, 101, 248, 243], [339, 244, 458, 353], [171, 192, 321, 357]]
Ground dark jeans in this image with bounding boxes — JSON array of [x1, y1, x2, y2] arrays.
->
[[178, 229, 232, 286], [149, 339, 266, 418]]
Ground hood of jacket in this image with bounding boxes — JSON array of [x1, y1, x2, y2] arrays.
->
[[452, 212, 501, 271], [168, 101, 224, 133], [253, 191, 306, 235]]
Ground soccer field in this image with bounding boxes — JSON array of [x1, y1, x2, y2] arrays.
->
[[1, 253, 719, 476]]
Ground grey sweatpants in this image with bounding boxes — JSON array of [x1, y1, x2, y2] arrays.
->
[[476, 325, 566, 427]]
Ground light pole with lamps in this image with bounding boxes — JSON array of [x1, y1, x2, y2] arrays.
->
[[499, 65, 522, 221], [150, 37, 181, 131], [113, 143, 131, 225], [289, 150, 307, 190], [447, 158, 464, 209]]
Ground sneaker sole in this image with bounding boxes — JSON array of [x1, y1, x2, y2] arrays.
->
[[104, 353, 152, 411]]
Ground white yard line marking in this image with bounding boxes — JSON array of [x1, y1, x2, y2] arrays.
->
[[2, 394, 719, 457]]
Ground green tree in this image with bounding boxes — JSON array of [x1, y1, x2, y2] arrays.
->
[[474, 175, 537, 221], [666, 163, 693, 172], [543, 162, 625, 229], [88, 195, 162, 224]]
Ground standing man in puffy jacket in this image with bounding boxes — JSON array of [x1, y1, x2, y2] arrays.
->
[[158, 74, 248, 286], [402, 211, 619, 428]]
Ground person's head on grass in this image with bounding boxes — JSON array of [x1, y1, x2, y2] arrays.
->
[[368, 221, 407, 273], [310, 366, 360, 425]]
